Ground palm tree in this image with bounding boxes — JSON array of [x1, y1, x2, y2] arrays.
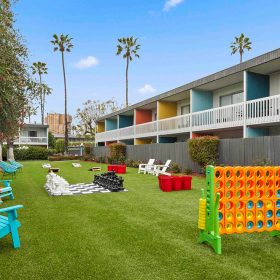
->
[[116, 37, 140, 107], [230, 33, 252, 63], [51, 34, 73, 154], [31, 62, 48, 124]]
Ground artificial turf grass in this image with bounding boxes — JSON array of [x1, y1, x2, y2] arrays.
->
[[0, 161, 279, 280]]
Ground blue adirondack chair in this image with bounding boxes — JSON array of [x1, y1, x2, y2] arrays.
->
[[0, 180, 14, 204], [0, 205, 23, 249], [9, 160, 23, 171], [0, 161, 17, 178]]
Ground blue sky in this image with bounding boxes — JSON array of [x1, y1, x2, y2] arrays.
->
[[14, 0, 280, 122]]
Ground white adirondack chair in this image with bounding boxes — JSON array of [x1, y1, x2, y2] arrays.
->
[[138, 159, 155, 174], [152, 160, 172, 176]]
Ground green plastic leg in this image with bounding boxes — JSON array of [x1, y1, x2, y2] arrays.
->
[[198, 230, 221, 254], [270, 230, 280, 237]]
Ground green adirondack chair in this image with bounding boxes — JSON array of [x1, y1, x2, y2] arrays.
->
[[0, 205, 23, 249], [0, 180, 14, 204]]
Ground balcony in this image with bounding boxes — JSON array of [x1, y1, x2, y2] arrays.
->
[[95, 95, 280, 143], [158, 114, 191, 135], [14, 137, 48, 145], [135, 121, 157, 138], [192, 103, 244, 131], [246, 95, 280, 125]]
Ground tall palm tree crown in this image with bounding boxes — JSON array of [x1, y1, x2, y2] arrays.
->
[[116, 37, 140, 107], [51, 34, 73, 154], [31, 61, 49, 124], [31, 62, 47, 79], [230, 33, 252, 63]]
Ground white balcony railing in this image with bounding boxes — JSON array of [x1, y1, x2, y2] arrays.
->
[[158, 114, 191, 134], [135, 121, 157, 137], [95, 95, 280, 143], [14, 137, 48, 145], [192, 103, 244, 131], [246, 95, 280, 125], [118, 126, 134, 140]]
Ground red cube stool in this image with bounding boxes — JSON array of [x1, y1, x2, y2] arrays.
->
[[172, 176, 182, 191], [118, 165, 126, 174], [182, 176, 192, 190], [159, 175, 173, 192]]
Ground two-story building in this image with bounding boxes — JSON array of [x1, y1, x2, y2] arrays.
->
[[95, 48, 280, 146], [14, 123, 49, 147]]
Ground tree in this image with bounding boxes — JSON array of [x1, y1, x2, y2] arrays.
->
[[48, 132, 56, 149], [230, 33, 252, 63], [0, 0, 31, 160], [31, 61, 52, 124], [51, 34, 73, 154], [116, 37, 140, 107], [73, 99, 121, 139]]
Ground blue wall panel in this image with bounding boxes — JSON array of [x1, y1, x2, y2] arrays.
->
[[105, 119, 118, 131], [119, 115, 134, 128], [246, 72, 269, 101], [192, 89, 213, 112]]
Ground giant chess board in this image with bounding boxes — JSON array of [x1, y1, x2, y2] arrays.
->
[[45, 182, 128, 196]]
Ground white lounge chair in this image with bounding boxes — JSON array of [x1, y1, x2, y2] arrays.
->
[[152, 160, 172, 176], [138, 159, 155, 174]]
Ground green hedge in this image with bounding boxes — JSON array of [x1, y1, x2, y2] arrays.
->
[[55, 139, 65, 153], [188, 136, 219, 170], [14, 147, 56, 160]]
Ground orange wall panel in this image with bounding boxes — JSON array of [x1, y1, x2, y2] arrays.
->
[[135, 109, 152, 125]]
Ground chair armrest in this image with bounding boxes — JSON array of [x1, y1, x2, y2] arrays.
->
[[154, 164, 167, 168], [0, 180, 12, 182], [139, 164, 148, 168], [0, 205, 23, 213]]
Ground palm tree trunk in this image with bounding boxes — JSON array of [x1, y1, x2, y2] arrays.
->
[[240, 51, 243, 63], [39, 74, 44, 124], [125, 56, 129, 107], [61, 51, 68, 154], [7, 139, 14, 161]]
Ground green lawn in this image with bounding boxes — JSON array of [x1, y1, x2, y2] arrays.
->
[[1, 161, 279, 280]]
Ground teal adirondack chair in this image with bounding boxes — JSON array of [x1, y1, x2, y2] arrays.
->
[[9, 160, 23, 171], [0, 161, 17, 178], [0, 205, 23, 249], [0, 180, 14, 204]]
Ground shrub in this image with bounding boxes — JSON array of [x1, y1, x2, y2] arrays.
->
[[84, 146, 91, 155], [55, 139, 65, 153], [48, 155, 81, 161], [170, 163, 181, 173], [109, 143, 126, 164], [14, 146, 56, 160], [252, 158, 272, 166], [184, 168, 192, 175], [125, 159, 141, 168], [188, 136, 219, 171]]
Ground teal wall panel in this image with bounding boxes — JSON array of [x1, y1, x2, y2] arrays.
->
[[119, 115, 134, 128], [247, 127, 269, 138], [105, 119, 118, 131], [192, 89, 213, 112], [246, 72, 269, 101], [120, 139, 134, 145], [159, 136, 177, 143]]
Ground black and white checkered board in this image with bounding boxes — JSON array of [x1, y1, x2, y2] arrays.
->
[[45, 183, 128, 196]]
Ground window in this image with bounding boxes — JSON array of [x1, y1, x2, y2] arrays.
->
[[220, 92, 243, 107], [181, 105, 190, 115], [28, 131, 37, 137]]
